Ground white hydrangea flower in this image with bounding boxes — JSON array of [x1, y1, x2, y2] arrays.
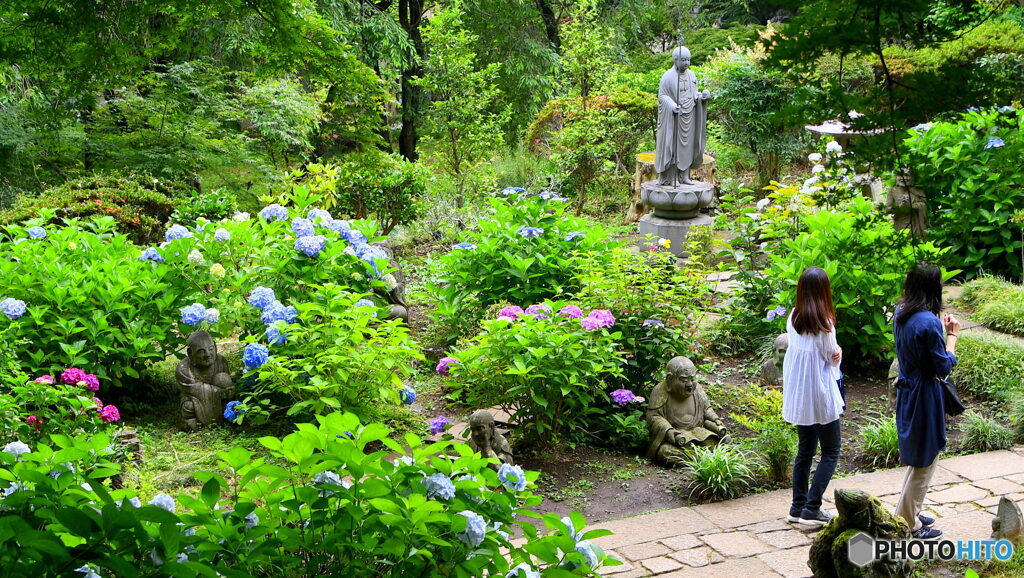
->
[[232, 212, 251, 222], [756, 198, 771, 211], [825, 140, 843, 154], [3, 440, 30, 457], [808, 152, 823, 163], [811, 164, 825, 174], [187, 250, 204, 265]]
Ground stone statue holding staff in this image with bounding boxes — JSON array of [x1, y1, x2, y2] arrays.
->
[[655, 46, 710, 186]]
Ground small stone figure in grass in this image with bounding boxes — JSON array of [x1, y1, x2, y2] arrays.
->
[[466, 409, 514, 469], [808, 488, 912, 578], [887, 358, 900, 415], [646, 356, 730, 466], [760, 333, 789, 388], [176, 330, 234, 431]]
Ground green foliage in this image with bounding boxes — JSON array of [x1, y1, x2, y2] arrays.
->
[[428, 193, 619, 342], [0, 173, 181, 245], [859, 416, 901, 468], [767, 195, 949, 361], [959, 410, 1014, 453], [731, 386, 796, 482], [561, 0, 617, 100], [245, 286, 421, 423], [905, 107, 1024, 279], [416, 7, 511, 193], [957, 275, 1019, 309], [0, 414, 614, 576], [169, 188, 238, 225], [974, 292, 1024, 337], [605, 409, 650, 452], [448, 306, 625, 447], [681, 444, 755, 501], [950, 332, 1024, 401]]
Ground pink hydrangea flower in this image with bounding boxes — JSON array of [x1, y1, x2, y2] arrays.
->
[[581, 309, 615, 330], [34, 375, 54, 384], [558, 305, 583, 319], [61, 368, 88, 386], [82, 374, 100, 392], [26, 415, 44, 431], [99, 405, 120, 423], [93, 397, 103, 409], [497, 305, 525, 321]]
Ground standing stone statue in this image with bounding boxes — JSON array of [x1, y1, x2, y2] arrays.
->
[[992, 496, 1024, 543], [760, 333, 789, 388], [466, 409, 514, 469], [886, 169, 929, 238], [176, 330, 234, 430], [655, 46, 710, 186], [646, 356, 729, 465]]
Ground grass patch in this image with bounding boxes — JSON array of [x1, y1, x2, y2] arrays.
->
[[958, 410, 1014, 453], [956, 276, 1024, 337], [859, 415, 901, 468], [951, 332, 1024, 401]]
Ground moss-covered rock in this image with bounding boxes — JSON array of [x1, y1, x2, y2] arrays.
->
[[808, 488, 912, 577]]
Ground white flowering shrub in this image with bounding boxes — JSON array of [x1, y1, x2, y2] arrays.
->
[[0, 413, 616, 576]]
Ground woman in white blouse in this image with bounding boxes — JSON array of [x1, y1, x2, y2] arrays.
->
[[781, 266, 844, 527]]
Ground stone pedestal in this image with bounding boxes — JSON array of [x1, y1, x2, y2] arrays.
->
[[637, 179, 715, 256], [639, 213, 713, 257], [627, 153, 717, 223]]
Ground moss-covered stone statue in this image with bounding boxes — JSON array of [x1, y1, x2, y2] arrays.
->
[[177, 330, 234, 430], [760, 333, 789, 388], [808, 488, 912, 578], [646, 356, 730, 465], [466, 409, 514, 469]]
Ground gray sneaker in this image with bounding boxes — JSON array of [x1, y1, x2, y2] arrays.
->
[[798, 510, 833, 528]]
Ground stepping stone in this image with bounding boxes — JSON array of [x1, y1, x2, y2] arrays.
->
[[929, 483, 990, 505], [641, 555, 684, 574], [756, 529, 812, 549], [619, 541, 671, 562], [758, 548, 813, 578], [669, 546, 722, 567], [660, 534, 702, 550], [692, 488, 792, 529], [941, 509, 996, 543], [825, 464, 964, 498], [658, 556, 782, 577], [942, 451, 1024, 480], [701, 531, 774, 558], [972, 477, 1024, 495], [591, 508, 717, 550]]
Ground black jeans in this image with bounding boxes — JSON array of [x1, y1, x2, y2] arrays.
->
[[791, 419, 841, 515]]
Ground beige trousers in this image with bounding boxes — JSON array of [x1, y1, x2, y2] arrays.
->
[[895, 457, 938, 531]]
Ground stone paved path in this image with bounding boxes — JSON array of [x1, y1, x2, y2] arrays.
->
[[587, 446, 1024, 577]]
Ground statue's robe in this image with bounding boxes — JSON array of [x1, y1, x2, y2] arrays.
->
[[176, 356, 232, 426], [469, 433, 514, 468], [646, 380, 719, 463], [654, 67, 708, 178]]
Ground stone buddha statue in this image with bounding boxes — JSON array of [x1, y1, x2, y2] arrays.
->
[[176, 330, 234, 430], [466, 409, 514, 469], [760, 333, 789, 388], [646, 356, 730, 465]]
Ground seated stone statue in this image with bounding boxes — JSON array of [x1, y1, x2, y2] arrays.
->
[[466, 409, 514, 469], [759, 333, 789, 388], [646, 356, 730, 465], [176, 330, 234, 430]]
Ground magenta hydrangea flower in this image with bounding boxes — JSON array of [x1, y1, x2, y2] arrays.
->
[[82, 374, 100, 392], [429, 416, 451, 435], [610, 389, 637, 406], [497, 305, 525, 321], [99, 405, 120, 423], [61, 368, 88, 386], [436, 356, 459, 377], [524, 304, 551, 319], [558, 305, 584, 319], [581, 309, 615, 330], [34, 375, 54, 385]]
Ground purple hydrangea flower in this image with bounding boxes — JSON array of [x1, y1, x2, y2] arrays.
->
[[429, 416, 451, 435], [565, 231, 585, 241], [248, 286, 276, 310], [27, 226, 46, 239], [453, 242, 477, 250], [180, 303, 207, 326], [766, 305, 787, 321], [497, 305, 525, 321], [436, 356, 459, 377], [138, 247, 165, 263], [559, 305, 584, 319], [985, 138, 1005, 149], [165, 224, 193, 242], [292, 217, 315, 238], [581, 309, 615, 330], [642, 319, 665, 327], [0, 298, 26, 320], [524, 304, 551, 319], [214, 228, 231, 242], [610, 389, 637, 406], [518, 226, 544, 238], [243, 343, 270, 369], [259, 204, 289, 222]]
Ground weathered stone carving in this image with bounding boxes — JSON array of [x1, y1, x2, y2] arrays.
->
[[760, 333, 789, 388], [646, 356, 729, 465], [466, 409, 514, 468], [808, 488, 913, 577], [176, 330, 234, 430]]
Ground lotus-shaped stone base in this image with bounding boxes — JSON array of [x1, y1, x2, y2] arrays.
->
[[640, 181, 715, 219]]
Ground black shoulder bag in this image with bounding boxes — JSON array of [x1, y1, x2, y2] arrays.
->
[[939, 376, 966, 416]]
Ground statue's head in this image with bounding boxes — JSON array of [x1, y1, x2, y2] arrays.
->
[[665, 356, 697, 398], [773, 333, 789, 370], [672, 46, 692, 72], [187, 330, 217, 370], [469, 410, 496, 449]]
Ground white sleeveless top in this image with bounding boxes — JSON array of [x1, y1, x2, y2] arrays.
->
[[781, 314, 844, 426]]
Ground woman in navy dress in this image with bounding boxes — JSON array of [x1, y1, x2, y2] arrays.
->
[[893, 263, 960, 540]]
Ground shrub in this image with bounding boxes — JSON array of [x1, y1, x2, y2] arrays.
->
[[905, 106, 1024, 279], [1011, 396, 1024, 442], [0, 413, 615, 576], [859, 416, 901, 468], [951, 332, 1024, 401], [974, 293, 1024, 337], [731, 387, 796, 482], [0, 370, 121, 446], [958, 276, 1018, 309], [681, 444, 755, 501], [0, 172, 182, 244], [959, 410, 1014, 453], [428, 192, 619, 342], [447, 303, 625, 446], [169, 188, 239, 224]]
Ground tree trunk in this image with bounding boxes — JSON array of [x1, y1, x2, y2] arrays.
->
[[534, 0, 560, 49], [399, 0, 425, 162]]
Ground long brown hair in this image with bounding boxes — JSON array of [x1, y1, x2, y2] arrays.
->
[[792, 266, 836, 335]]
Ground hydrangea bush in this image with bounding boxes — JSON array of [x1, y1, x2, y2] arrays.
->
[[0, 366, 120, 446], [0, 413, 614, 576], [447, 302, 624, 446]]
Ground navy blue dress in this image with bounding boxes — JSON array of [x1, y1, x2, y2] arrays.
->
[[894, 309, 958, 468]]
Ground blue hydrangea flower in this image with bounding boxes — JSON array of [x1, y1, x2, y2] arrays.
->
[[497, 463, 528, 492], [307, 208, 332, 223], [766, 305, 787, 321], [911, 123, 931, 132], [248, 286, 276, 310], [400, 386, 416, 405], [342, 229, 367, 246], [259, 204, 289, 221], [561, 516, 584, 541], [313, 470, 343, 497], [119, 496, 142, 508], [642, 318, 665, 327], [180, 303, 207, 326], [260, 301, 298, 325], [424, 473, 456, 501], [3, 440, 30, 457], [165, 224, 193, 242], [967, 106, 980, 112], [266, 325, 287, 345], [354, 298, 376, 308], [985, 138, 1005, 149], [243, 343, 270, 369], [457, 510, 487, 547], [295, 235, 326, 257], [27, 226, 46, 239], [501, 187, 526, 196], [244, 511, 259, 530], [204, 308, 220, 324], [292, 217, 315, 238], [575, 540, 600, 568], [327, 219, 351, 234], [148, 493, 176, 513], [518, 226, 544, 238], [452, 242, 476, 250], [138, 247, 165, 263], [999, 105, 1015, 114], [74, 565, 101, 578], [214, 228, 231, 242], [506, 563, 540, 578], [223, 401, 243, 422], [0, 298, 27, 320], [565, 231, 585, 241]]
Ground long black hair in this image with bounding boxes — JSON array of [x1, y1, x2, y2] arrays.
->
[[792, 266, 836, 335], [895, 262, 943, 324]]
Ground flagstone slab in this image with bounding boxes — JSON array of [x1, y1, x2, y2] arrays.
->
[[591, 507, 717, 550], [940, 451, 1024, 480], [758, 548, 813, 578], [691, 489, 792, 529], [660, 535, 702, 551], [640, 556, 684, 574], [929, 484, 990, 505], [659, 556, 782, 577], [669, 546, 723, 567], [825, 464, 964, 499], [972, 477, 1024, 495], [939, 509, 995, 543], [619, 541, 672, 562], [739, 519, 792, 533], [700, 531, 774, 558], [756, 529, 813, 549], [601, 560, 638, 575]]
